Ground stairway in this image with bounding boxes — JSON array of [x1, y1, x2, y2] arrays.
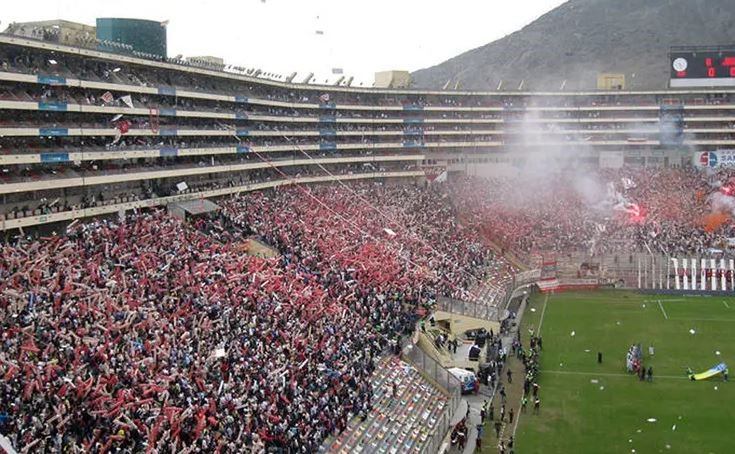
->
[[322, 357, 449, 453]]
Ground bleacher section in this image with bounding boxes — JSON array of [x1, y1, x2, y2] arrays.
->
[[2, 34, 735, 232], [322, 357, 449, 454]]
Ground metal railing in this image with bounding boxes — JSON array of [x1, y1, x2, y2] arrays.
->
[[436, 296, 499, 320]]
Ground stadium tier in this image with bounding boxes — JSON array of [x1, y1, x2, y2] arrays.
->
[[2, 34, 735, 231]]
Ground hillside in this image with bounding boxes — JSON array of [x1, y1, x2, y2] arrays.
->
[[411, 0, 735, 91]]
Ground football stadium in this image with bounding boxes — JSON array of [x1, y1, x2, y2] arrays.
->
[[1, 1, 734, 453]]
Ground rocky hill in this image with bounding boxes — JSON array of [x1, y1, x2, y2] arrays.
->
[[411, 0, 735, 91]]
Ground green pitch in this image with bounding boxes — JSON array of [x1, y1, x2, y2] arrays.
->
[[514, 290, 735, 454]]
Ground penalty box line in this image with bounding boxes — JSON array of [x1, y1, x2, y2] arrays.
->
[[655, 300, 735, 322], [643, 298, 686, 303]]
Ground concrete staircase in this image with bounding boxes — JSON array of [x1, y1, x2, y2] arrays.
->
[[322, 357, 449, 454]]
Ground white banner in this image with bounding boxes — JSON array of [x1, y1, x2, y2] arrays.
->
[[683, 258, 689, 290], [691, 258, 697, 291], [721, 259, 727, 291], [694, 150, 735, 169], [669, 257, 735, 292], [701, 258, 707, 290], [120, 94, 134, 109]]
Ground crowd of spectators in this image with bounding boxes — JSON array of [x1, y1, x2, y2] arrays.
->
[[450, 166, 735, 257], [220, 183, 512, 302], [0, 181, 510, 452]]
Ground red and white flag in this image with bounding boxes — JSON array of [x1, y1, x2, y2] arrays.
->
[[100, 91, 114, 104]]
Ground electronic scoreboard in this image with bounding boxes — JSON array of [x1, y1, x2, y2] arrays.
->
[[670, 47, 735, 88]]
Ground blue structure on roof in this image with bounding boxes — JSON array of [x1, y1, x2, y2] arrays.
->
[[96, 18, 167, 58]]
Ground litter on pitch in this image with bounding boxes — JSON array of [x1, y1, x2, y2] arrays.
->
[[599, 386, 605, 390], [647, 418, 657, 422], [530, 308, 536, 312], [715, 351, 721, 356], [571, 330, 576, 336], [590, 379, 599, 384], [672, 425, 676, 431], [689, 329, 696, 334]]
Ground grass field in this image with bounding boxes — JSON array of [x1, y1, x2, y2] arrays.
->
[[514, 290, 735, 454]]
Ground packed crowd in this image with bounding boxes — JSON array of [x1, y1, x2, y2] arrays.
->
[[0, 181, 509, 452], [220, 183, 512, 302], [450, 166, 735, 257]]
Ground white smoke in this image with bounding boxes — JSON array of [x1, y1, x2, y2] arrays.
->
[[708, 192, 735, 216]]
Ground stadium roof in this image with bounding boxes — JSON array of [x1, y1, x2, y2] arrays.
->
[[172, 199, 220, 216]]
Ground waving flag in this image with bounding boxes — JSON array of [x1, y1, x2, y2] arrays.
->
[[100, 91, 114, 104], [119, 95, 134, 109]]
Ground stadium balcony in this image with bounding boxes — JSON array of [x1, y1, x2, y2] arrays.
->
[[3, 66, 735, 125], [2, 34, 735, 113], [0, 167, 424, 230]]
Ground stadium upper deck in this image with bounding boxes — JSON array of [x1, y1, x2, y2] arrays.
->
[[1, 33, 735, 231]]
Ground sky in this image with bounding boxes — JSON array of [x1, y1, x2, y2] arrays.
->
[[1, 0, 568, 85]]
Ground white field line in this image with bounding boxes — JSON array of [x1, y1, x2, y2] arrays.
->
[[537, 293, 549, 336], [658, 300, 669, 320], [668, 317, 735, 322], [510, 293, 549, 439], [724, 301, 731, 309], [643, 298, 686, 303], [543, 370, 689, 380]]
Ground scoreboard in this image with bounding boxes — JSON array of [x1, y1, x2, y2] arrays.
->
[[670, 48, 735, 88]]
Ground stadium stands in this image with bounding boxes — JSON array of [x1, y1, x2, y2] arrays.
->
[[451, 167, 735, 257], [2, 32, 735, 234], [0, 181, 505, 452], [323, 357, 449, 454], [3, 27, 735, 453]]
